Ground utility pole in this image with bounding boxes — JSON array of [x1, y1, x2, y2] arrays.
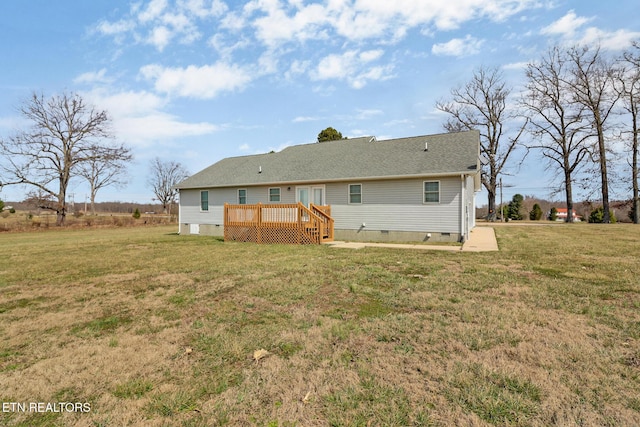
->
[[500, 177, 503, 222]]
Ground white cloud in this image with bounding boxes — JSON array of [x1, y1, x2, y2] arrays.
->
[[228, 0, 544, 50], [147, 25, 173, 51], [140, 62, 253, 99], [178, 0, 228, 18], [96, 0, 224, 51], [432, 35, 484, 57], [285, 59, 311, 79], [74, 69, 112, 85], [138, 0, 169, 23], [312, 49, 394, 88], [580, 28, 640, 51], [541, 10, 592, 37], [292, 116, 320, 123], [503, 61, 529, 70], [95, 19, 136, 36], [540, 10, 640, 51], [82, 89, 219, 147], [250, 1, 329, 47]]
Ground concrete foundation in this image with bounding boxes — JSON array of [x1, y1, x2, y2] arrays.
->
[[180, 224, 461, 243], [333, 229, 461, 243]]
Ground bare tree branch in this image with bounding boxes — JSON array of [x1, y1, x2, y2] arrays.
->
[[0, 92, 129, 225], [520, 45, 594, 222], [436, 66, 525, 220], [147, 158, 189, 215]]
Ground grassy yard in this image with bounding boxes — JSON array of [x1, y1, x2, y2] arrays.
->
[[0, 224, 639, 426]]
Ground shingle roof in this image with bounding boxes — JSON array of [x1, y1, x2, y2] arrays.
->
[[175, 130, 480, 189]]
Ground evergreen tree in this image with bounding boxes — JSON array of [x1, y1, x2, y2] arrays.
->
[[507, 194, 524, 220], [529, 203, 543, 220]]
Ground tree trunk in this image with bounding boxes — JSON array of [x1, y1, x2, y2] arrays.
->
[[564, 165, 574, 223], [56, 205, 66, 226], [633, 110, 639, 224], [596, 123, 611, 223]]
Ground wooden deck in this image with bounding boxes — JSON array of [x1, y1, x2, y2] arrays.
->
[[224, 203, 334, 244]]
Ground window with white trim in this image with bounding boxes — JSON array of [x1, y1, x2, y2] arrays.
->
[[200, 190, 209, 211], [423, 181, 440, 203], [269, 187, 281, 202], [238, 189, 247, 204], [349, 184, 362, 204]]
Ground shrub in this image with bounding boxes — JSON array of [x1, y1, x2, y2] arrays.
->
[[133, 208, 141, 219], [507, 194, 524, 220], [529, 204, 542, 221], [589, 207, 616, 223], [548, 207, 558, 221]]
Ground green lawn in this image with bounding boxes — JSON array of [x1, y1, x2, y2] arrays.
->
[[0, 224, 639, 426]]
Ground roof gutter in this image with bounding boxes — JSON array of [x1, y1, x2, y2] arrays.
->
[[174, 169, 480, 190]]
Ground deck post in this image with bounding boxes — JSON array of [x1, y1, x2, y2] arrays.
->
[[256, 203, 262, 244]]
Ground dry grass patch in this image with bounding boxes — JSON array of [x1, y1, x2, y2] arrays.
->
[[1, 224, 640, 425]]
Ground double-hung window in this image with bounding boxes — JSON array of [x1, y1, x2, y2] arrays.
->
[[200, 190, 209, 211], [349, 184, 362, 204], [238, 189, 247, 204], [423, 181, 440, 203], [269, 188, 281, 202]]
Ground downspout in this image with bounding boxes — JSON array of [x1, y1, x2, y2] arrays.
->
[[177, 189, 182, 234], [460, 174, 466, 243]]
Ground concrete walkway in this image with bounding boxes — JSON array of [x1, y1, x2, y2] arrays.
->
[[324, 226, 498, 252]]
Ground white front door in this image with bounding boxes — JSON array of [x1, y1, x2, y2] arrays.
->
[[297, 186, 324, 207], [297, 187, 309, 207], [312, 187, 324, 205]]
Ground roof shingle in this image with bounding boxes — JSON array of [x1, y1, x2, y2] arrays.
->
[[176, 130, 480, 189]]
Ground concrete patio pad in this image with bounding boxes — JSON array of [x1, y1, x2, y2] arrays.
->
[[325, 226, 498, 252]]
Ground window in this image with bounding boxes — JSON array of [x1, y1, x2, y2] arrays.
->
[[423, 181, 440, 203], [200, 190, 209, 211], [269, 187, 280, 202], [238, 189, 247, 204], [349, 184, 362, 204]]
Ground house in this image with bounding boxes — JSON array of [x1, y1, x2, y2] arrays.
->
[[555, 208, 582, 221], [175, 130, 482, 243]]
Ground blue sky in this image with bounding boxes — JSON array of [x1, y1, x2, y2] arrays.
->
[[1, 0, 639, 205]]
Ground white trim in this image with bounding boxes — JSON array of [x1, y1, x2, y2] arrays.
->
[[348, 183, 362, 204], [176, 171, 478, 190], [200, 190, 209, 212], [423, 180, 440, 204], [268, 187, 281, 202], [237, 188, 247, 204], [296, 185, 325, 207]]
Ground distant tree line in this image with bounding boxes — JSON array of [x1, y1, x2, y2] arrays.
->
[[481, 193, 633, 223], [438, 42, 640, 224]]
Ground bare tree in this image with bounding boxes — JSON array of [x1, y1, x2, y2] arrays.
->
[[148, 158, 189, 215], [77, 144, 133, 215], [521, 46, 592, 222], [567, 45, 621, 223], [436, 66, 525, 220], [618, 42, 640, 224], [0, 92, 117, 225]]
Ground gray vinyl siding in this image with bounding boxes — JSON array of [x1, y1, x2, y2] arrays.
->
[[180, 186, 297, 226], [180, 176, 464, 234], [328, 177, 461, 233]]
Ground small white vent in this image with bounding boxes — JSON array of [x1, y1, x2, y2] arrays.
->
[[424, 142, 428, 151]]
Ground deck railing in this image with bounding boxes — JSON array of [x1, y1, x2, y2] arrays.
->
[[224, 203, 334, 244]]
